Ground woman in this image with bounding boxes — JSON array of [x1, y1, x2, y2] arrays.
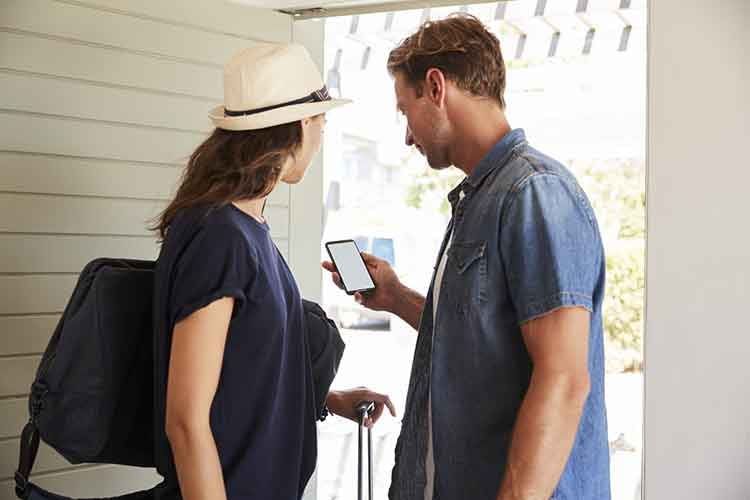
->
[[152, 44, 395, 500]]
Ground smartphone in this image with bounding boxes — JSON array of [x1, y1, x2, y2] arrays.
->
[[325, 239, 376, 295]]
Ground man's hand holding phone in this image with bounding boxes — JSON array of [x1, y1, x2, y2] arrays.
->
[[322, 249, 403, 313], [323, 240, 425, 331]]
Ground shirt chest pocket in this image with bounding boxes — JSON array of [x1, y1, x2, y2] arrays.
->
[[447, 240, 487, 310]]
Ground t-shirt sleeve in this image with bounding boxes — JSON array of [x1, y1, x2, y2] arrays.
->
[[500, 173, 602, 324], [170, 222, 256, 324]]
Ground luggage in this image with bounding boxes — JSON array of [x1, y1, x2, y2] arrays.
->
[[22, 259, 156, 468], [355, 400, 376, 500]]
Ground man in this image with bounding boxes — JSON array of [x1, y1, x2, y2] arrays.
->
[[323, 14, 610, 500]]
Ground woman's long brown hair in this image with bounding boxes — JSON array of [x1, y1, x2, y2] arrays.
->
[[154, 122, 303, 239]]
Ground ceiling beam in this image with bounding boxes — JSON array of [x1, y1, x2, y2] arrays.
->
[[280, 0, 509, 21]]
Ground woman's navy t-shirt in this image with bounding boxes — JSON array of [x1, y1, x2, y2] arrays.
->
[[153, 204, 317, 500]]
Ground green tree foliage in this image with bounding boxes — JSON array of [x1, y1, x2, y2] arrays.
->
[[604, 243, 645, 352]]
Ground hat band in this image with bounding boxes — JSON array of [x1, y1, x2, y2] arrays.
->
[[224, 86, 331, 117]]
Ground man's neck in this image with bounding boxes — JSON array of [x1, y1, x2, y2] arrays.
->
[[449, 102, 511, 176]]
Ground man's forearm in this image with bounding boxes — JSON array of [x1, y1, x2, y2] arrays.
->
[[389, 284, 425, 331], [497, 370, 590, 500]]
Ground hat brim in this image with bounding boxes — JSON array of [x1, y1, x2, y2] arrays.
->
[[209, 98, 351, 131]]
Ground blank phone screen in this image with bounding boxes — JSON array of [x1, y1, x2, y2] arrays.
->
[[327, 241, 375, 292]]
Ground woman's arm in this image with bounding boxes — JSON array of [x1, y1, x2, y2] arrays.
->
[[165, 297, 234, 500], [326, 388, 397, 427]]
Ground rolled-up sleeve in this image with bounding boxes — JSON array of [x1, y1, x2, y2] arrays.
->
[[170, 223, 256, 324]]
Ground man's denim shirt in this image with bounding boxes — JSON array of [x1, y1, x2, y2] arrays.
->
[[389, 130, 611, 500]]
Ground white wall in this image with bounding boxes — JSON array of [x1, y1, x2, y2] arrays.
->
[[290, 18, 327, 303], [290, 18, 328, 500], [644, 1, 750, 498], [0, 1, 292, 498]]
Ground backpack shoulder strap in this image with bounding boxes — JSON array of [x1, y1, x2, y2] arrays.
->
[[15, 378, 48, 498], [15, 420, 40, 499]]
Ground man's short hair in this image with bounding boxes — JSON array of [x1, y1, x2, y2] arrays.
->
[[387, 14, 507, 109]]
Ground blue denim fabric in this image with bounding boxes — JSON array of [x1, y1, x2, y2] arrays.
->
[[389, 129, 611, 500]]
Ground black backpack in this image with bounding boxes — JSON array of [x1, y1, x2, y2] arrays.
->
[[15, 258, 344, 500]]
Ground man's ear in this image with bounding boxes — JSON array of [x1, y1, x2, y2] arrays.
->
[[424, 67, 447, 107]]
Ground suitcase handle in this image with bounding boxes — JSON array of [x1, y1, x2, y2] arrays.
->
[[356, 401, 375, 500]]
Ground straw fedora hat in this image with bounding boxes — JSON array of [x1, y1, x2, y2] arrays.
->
[[209, 43, 351, 131]]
